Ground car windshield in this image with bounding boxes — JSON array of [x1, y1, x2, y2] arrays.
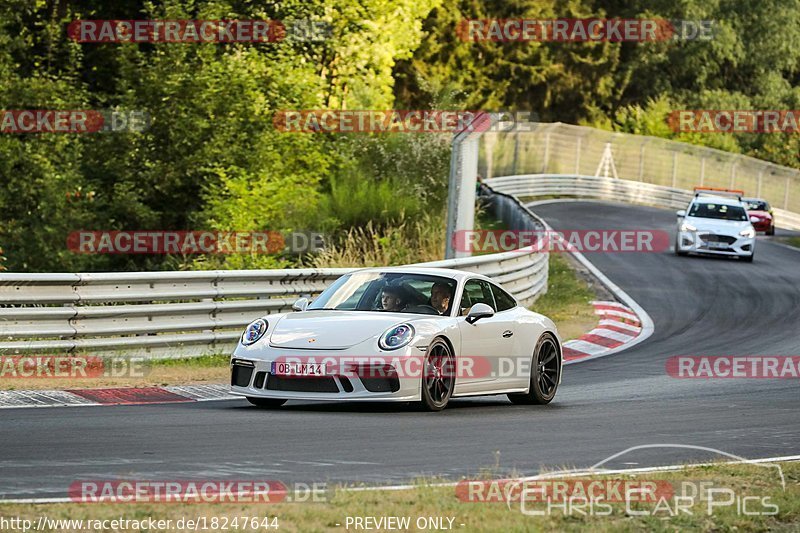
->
[[744, 200, 769, 211], [688, 202, 748, 221], [308, 272, 457, 316]]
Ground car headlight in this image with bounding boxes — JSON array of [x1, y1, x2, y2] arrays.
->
[[680, 222, 697, 232], [739, 227, 756, 238], [241, 318, 268, 346], [749, 216, 760, 223], [379, 324, 415, 350]]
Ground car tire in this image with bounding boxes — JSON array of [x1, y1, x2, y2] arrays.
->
[[246, 397, 287, 408], [418, 338, 455, 412], [508, 333, 561, 405], [742, 253, 755, 263], [767, 226, 775, 236]]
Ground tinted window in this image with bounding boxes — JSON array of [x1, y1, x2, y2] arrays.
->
[[491, 284, 517, 311], [688, 202, 748, 221], [744, 200, 769, 211], [308, 272, 456, 316], [459, 279, 496, 314]]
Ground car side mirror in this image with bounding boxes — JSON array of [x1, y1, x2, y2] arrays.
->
[[292, 297, 310, 312], [466, 303, 494, 324], [676, 210, 686, 218]]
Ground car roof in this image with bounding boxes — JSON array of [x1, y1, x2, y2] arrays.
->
[[691, 195, 743, 207], [351, 266, 491, 283]]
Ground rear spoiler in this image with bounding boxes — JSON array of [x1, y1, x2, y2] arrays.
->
[[693, 187, 744, 201]]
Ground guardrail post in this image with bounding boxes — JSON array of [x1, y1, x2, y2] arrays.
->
[[700, 157, 705, 186], [512, 133, 520, 175], [785, 177, 791, 209], [638, 142, 646, 181], [671, 152, 678, 188], [757, 170, 763, 197], [542, 132, 551, 173], [484, 133, 495, 180]]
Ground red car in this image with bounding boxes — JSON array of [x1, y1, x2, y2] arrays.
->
[[743, 198, 775, 235]]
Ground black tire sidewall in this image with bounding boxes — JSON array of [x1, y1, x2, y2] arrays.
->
[[420, 338, 454, 411], [531, 334, 560, 403]]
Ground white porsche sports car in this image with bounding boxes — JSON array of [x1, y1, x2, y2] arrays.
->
[[230, 267, 562, 411]]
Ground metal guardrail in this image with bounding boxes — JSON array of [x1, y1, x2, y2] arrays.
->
[[479, 123, 800, 215], [0, 187, 548, 358], [485, 174, 800, 231]]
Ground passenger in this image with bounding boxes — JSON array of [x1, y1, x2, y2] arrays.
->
[[429, 282, 453, 315], [380, 283, 407, 312]]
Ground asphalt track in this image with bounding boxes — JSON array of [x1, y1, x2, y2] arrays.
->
[[1, 201, 799, 500]]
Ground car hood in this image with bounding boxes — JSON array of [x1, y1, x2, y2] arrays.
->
[[269, 310, 419, 350], [685, 216, 751, 234]]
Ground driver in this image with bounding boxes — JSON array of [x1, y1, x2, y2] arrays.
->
[[380, 282, 407, 312], [429, 282, 453, 315]]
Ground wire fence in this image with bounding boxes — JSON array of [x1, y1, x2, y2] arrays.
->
[[479, 122, 800, 214]]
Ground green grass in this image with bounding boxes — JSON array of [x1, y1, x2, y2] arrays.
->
[[475, 211, 508, 231], [531, 254, 597, 341], [2, 462, 797, 532], [779, 236, 800, 249], [151, 353, 230, 368]]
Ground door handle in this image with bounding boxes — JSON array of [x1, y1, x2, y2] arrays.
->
[[502, 330, 513, 338]]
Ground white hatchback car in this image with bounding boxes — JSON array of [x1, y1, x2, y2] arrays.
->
[[675, 189, 756, 262]]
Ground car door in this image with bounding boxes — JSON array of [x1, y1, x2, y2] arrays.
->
[[454, 278, 515, 394], [488, 282, 528, 389]]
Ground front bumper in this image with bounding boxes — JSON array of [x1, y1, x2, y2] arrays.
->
[[677, 231, 755, 257], [229, 349, 423, 402], [751, 219, 773, 232]]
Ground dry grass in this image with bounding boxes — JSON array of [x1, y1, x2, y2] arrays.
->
[[1, 462, 797, 532], [0, 354, 229, 391], [311, 213, 445, 268]]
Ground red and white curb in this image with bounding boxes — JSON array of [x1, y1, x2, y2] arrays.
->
[[563, 301, 644, 364], [0, 384, 235, 409], [525, 204, 656, 365]]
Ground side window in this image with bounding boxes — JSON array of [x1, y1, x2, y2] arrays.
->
[[491, 284, 517, 312], [460, 279, 496, 313]]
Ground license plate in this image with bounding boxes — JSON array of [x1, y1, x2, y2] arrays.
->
[[707, 241, 728, 249], [271, 362, 327, 377]]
